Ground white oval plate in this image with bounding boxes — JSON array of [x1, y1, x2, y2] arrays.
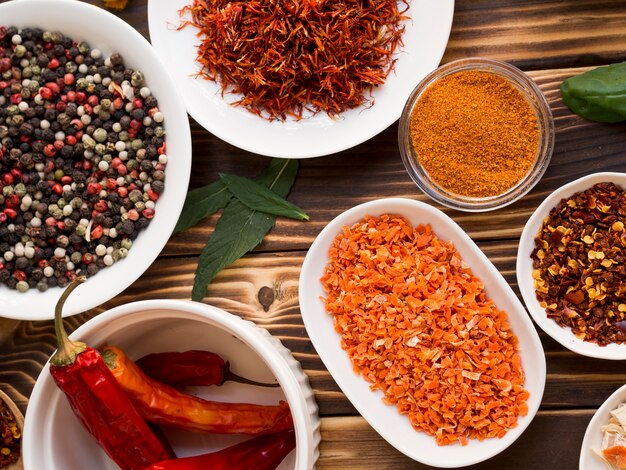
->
[[0, 0, 192, 319], [580, 384, 626, 470], [299, 197, 546, 468], [24, 300, 320, 470], [517, 172, 626, 360], [147, 0, 454, 158]]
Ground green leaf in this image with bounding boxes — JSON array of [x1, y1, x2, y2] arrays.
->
[[191, 159, 299, 301], [173, 180, 232, 234], [219, 173, 309, 221], [561, 61, 626, 123]]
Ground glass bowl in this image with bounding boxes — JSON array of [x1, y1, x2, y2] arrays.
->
[[398, 57, 555, 212]]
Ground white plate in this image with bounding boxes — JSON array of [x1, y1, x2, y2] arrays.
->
[[23, 300, 320, 470], [580, 384, 626, 470], [147, 0, 454, 158], [299, 197, 546, 468], [517, 172, 626, 360], [0, 0, 192, 319]]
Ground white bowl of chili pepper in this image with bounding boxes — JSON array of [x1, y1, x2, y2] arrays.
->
[[23, 299, 320, 469], [300, 197, 546, 467], [0, 0, 192, 320], [517, 172, 626, 360]]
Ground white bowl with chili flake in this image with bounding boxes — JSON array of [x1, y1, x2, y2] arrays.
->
[[517, 172, 626, 359], [300, 197, 546, 467], [0, 0, 192, 319], [24, 300, 320, 470]]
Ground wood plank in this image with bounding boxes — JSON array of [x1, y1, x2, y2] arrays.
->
[[318, 410, 593, 469], [443, 1, 626, 70], [4, 250, 626, 415], [162, 67, 626, 257]]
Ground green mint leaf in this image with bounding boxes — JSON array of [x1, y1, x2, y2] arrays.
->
[[219, 173, 309, 221], [191, 159, 299, 301], [173, 180, 232, 234]]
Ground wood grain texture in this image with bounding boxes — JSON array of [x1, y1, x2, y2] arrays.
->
[[318, 411, 593, 469]]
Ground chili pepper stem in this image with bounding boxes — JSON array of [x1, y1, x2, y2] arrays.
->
[[225, 363, 280, 388], [50, 276, 87, 367]]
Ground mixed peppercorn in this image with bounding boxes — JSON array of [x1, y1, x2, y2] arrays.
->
[[531, 182, 626, 345], [0, 26, 167, 292]]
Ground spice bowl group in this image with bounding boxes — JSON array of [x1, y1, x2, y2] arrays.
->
[[23, 299, 320, 469], [299, 197, 545, 468], [0, 0, 192, 320], [517, 172, 626, 360], [398, 57, 555, 212]]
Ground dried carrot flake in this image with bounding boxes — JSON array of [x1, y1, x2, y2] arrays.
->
[[321, 214, 528, 446]]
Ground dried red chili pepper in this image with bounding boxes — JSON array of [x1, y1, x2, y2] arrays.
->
[[145, 429, 296, 470], [99, 345, 293, 435], [136, 350, 280, 388], [48, 278, 175, 470]]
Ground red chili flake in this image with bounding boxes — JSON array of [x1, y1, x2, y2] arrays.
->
[[0, 399, 21, 467], [180, 0, 409, 121]]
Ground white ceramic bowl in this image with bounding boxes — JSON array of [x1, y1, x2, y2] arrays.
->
[[147, 0, 454, 158], [517, 172, 626, 360], [0, 0, 192, 320], [299, 197, 546, 468], [580, 384, 626, 470], [23, 300, 320, 470]]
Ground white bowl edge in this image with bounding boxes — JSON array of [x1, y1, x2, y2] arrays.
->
[[299, 197, 546, 468], [516, 172, 626, 360], [24, 300, 320, 470]]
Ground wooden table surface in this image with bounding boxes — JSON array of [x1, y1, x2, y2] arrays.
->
[[2, 0, 626, 468]]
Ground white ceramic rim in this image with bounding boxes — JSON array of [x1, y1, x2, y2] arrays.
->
[[517, 172, 626, 360], [0, 0, 192, 319], [579, 383, 626, 470], [299, 197, 546, 467], [147, 0, 455, 158], [23, 299, 319, 470]]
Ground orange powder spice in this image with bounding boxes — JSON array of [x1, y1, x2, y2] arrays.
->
[[321, 214, 528, 445], [409, 70, 539, 198]]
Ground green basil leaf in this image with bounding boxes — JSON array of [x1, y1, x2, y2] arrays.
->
[[191, 159, 298, 301], [561, 61, 626, 123], [173, 180, 232, 234], [219, 173, 309, 221]]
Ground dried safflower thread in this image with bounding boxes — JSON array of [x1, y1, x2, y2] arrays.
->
[[409, 70, 539, 198], [531, 182, 626, 345], [180, 0, 408, 121]]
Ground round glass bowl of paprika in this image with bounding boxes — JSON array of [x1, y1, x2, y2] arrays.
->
[[24, 299, 320, 469], [398, 57, 554, 212]]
